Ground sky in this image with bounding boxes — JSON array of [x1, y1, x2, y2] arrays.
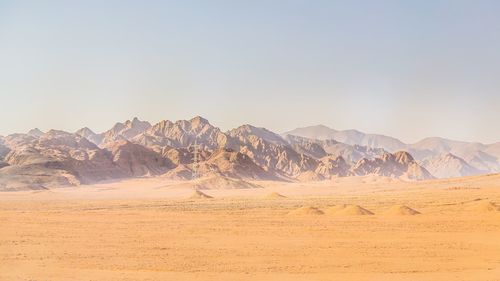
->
[[1, 0, 500, 144]]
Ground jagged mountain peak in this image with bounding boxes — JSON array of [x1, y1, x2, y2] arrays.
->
[[27, 128, 44, 137], [229, 124, 287, 146], [284, 125, 406, 152], [75, 127, 96, 137], [353, 151, 433, 180], [393, 151, 415, 164], [421, 152, 484, 179], [4, 116, 499, 191], [189, 116, 210, 127]]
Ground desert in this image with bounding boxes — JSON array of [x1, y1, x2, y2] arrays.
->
[[3, 1, 500, 280], [1, 174, 499, 281]]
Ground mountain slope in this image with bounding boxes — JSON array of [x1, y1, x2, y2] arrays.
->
[[421, 153, 484, 178], [1, 116, 477, 190], [352, 151, 433, 180], [133, 116, 228, 150], [284, 125, 406, 152]]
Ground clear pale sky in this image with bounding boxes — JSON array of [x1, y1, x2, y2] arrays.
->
[[1, 0, 500, 143]]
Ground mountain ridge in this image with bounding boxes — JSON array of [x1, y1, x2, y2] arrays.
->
[[284, 125, 500, 177], [1, 117, 496, 190]]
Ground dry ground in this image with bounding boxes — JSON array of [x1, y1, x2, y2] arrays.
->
[[1, 175, 499, 280]]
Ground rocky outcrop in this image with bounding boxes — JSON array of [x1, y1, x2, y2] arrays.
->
[[133, 116, 228, 150], [351, 151, 433, 180], [103, 140, 173, 177], [100, 117, 151, 145], [315, 156, 352, 178], [284, 134, 386, 162], [27, 128, 44, 137], [228, 125, 317, 177], [196, 148, 276, 180]]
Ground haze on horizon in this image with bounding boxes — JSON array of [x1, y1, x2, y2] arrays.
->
[[1, 0, 500, 144]]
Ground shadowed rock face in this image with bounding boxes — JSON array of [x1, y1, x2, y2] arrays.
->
[[351, 151, 433, 180], [315, 155, 352, 178], [197, 148, 276, 180], [133, 116, 229, 150], [103, 140, 174, 177], [2, 117, 438, 190]]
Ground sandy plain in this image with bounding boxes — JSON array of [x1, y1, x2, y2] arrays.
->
[[1, 174, 499, 281]]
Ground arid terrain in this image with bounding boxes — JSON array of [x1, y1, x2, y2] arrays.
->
[[1, 174, 499, 281]]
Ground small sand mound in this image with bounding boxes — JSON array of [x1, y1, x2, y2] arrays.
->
[[475, 201, 500, 213], [266, 192, 287, 199], [295, 171, 325, 182], [326, 204, 374, 216], [175, 175, 263, 190], [189, 190, 213, 199], [288, 206, 324, 216], [385, 205, 421, 216]]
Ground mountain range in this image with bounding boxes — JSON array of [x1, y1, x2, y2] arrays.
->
[[284, 125, 500, 178], [0, 116, 497, 190]]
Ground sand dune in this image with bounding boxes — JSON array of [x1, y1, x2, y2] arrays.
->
[[384, 205, 421, 216], [265, 192, 287, 198], [189, 190, 213, 199], [474, 201, 500, 213], [326, 204, 374, 216], [1, 174, 500, 281], [288, 206, 324, 215]]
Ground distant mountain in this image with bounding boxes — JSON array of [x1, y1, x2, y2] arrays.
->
[[75, 117, 151, 146], [0, 116, 492, 190], [133, 116, 228, 150], [196, 148, 276, 180], [421, 153, 484, 179], [283, 134, 386, 162], [227, 124, 318, 178], [100, 117, 151, 145], [27, 128, 44, 137], [75, 127, 103, 145], [351, 151, 433, 181], [0, 130, 126, 190], [103, 140, 173, 177], [283, 125, 406, 152], [284, 125, 500, 176]]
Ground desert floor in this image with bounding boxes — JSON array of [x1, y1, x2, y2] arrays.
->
[[1, 175, 499, 281]]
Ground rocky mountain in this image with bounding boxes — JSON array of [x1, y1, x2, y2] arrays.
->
[[0, 131, 122, 190], [75, 117, 151, 146], [101, 117, 151, 145], [285, 125, 500, 176], [227, 124, 318, 178], [196, 148, 276, 180], [0, 137, 10, 161], [284, 125, 406, 152], [133, 116, 229, 150], [0, 117, 460, 190], [315, 156, 352, 178], [283, 134, 386, 162], [103, 140, 173, 177], [27, 128, 44, 137], [421, 153, 483, 178], [351, 151, 433, 180], [75, 127, 103, 145]]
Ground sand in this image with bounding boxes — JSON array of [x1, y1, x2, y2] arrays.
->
[[265, 192, 287, 198], [288, 206, 324, 215], [189, 189, 213, 199], [474, 201, 500, 213], [1, 174, 500, 280], [384, 205, 421, 216], [326, 204, 374, 216]]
